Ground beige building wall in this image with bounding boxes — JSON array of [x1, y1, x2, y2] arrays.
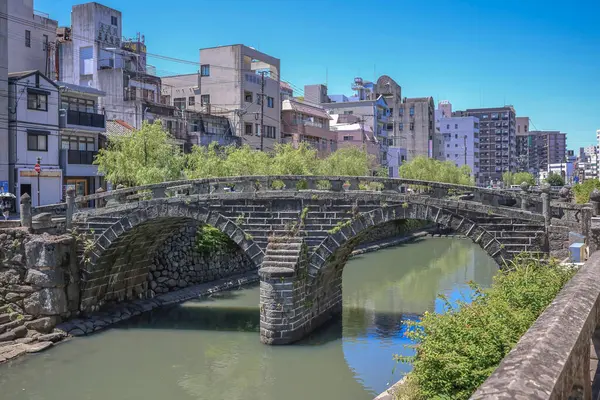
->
[[195, 45, 281, 151]]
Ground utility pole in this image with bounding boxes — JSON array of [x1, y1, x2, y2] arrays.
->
[[260, 71, 265, 151]]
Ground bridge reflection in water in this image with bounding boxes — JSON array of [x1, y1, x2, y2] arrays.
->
[[0, 238, 498, 400]]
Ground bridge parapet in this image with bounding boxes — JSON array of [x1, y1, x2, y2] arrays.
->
[[471, 251, 600, 399], [31, 176, 549, 218]]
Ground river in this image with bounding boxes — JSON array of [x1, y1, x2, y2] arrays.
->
[[0, 237, 498, 400]]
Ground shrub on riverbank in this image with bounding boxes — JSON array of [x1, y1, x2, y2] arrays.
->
[[395, 257, 576, 400]]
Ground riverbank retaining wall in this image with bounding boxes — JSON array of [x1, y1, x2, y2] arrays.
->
[[0, 229, 78, 362]]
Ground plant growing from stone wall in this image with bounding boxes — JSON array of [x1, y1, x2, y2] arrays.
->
[[69, 228, 95, 265], [196, 225, 236, 254]]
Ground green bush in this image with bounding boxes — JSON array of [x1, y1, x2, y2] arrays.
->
[[396, 258, 575, 400], [196, 225, 236, 254], [545, 172, 565, 187], [573, 179, 600, 204]]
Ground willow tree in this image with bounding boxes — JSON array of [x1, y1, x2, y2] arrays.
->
[[399, 156, 473, 185], [94, 121, 185, 187]]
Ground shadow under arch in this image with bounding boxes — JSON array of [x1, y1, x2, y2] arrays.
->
[[78, 202, 264, 313]]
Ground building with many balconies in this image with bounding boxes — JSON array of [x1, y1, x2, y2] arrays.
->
[[57, 81, 106, 198], [281, 99, 336, 157]]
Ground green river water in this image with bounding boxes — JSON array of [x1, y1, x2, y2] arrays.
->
[[0, 237, 497, 400]]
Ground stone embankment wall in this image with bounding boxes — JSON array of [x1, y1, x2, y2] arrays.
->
[[148, 224, 254, 297], [0, 229, 79, 362]]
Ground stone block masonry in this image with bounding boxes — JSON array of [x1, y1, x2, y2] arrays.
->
[[0, 229, 77, 362], [148, 223, 254, 297]]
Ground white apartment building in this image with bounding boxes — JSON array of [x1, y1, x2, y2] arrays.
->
[[162, 45, 281, 151], [438, 115, 480, 177], [57, 82, 106, 198], [8, 71, 62, 207]]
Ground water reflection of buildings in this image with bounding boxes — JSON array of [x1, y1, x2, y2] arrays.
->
[[342, 238, 498, 340]]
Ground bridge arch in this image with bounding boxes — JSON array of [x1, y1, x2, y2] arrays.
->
[[308, 201, 509, 280], [77, 202, 264, 312]]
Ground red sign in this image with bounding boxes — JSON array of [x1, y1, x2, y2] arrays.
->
[[34, 164, 41, 174]]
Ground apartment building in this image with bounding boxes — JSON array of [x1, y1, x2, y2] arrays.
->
[[320, 87, 390, 168], [436, 109, 480, 177], [456, 106, 517, 185], [516, 116, 530, 172], [329, 114, 380, 167], [398, 97, 436, 161], [281, 99, 336, 157], [194, 44, 281, 151], [8, 71, 62, 207], [7, 0, 57, 78], [57, 81, 106, 197]]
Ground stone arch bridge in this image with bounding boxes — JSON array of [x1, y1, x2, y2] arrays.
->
[[31, 176, 589, 344]]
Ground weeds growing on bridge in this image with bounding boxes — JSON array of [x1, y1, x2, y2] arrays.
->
[[394, 255, 575, 400]]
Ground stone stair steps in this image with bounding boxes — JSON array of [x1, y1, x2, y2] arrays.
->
[[263, 254, 300, 263], [265, 242, 303, 251], [489, 230, 544, 238]]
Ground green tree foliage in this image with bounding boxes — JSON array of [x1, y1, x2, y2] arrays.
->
[[545, 172, 565, 187], [319, 146, 376, 176], [572, 179, 600, 204], [399, 156, 474, 185], [396, 258, 575, 400], [502, 171, 535, 186], [185, 143, 377, 179], [94, 121, 185, 187]]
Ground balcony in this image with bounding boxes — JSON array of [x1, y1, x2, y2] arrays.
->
[[61, 110, 106, 130], [59, 149, 99, 177]]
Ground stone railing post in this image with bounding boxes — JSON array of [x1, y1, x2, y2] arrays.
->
[[65, 187, 75, 230], [541, 182, 552, 229], [19, 193, 32, 232], [520, 181, 530, 211], [590, 189, 600, 216], [95, 187, 105, 209]]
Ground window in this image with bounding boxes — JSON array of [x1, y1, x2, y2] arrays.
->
[[343, 136, 353, 141], [200, 64, 210, 77], [25, 30, 31, 47], [386, 123, 393, 130], [399, 108, 403, 116], [27, 132, 47, 151], [409, 106, 414, 116], [244, 91, 253, 103], [43, 35, 48, 51], [201, 94, 210, 106], [343, 110, 353, 115], [446, 124, 450, 129], [455, 144, 458, 147], [409, 122, 414, 130], [61, 96, 95, 112], [188, 96, 195, 106], [446, 154, 450, 158], [455, 124, 458, 129], [263, 125, 276, 139], [244, 123, 253, 135], [446, 144, 450, 148], [111, 16, 118, 26], [27, 92, 48, 111], [267, 96, 274, 108], [173, 97, 186, 110], [455, 134, 458, 139], [399, 123, 403, 131], [61, 135, 95, 151]]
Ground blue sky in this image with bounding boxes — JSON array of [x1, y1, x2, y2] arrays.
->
[[37, 0, 600, 149]]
